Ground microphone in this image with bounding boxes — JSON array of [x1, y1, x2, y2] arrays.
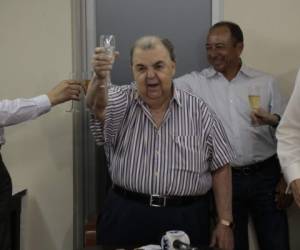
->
[[173, 239, 192, 250]]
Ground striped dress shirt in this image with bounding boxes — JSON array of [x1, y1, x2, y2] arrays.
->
[[90, 83, 234, 196]]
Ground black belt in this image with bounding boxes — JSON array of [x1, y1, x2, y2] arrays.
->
[[112, 185, 206, 208], [232, 154, 277, 175]]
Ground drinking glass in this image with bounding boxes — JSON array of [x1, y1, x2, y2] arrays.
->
[[65, 71, 93, 112], [99, 34, 116, 87], [248, 84, 261, 126], [66, 72, 81, 112], [81, 71, 93, 95], [248, 85, 261, 111]]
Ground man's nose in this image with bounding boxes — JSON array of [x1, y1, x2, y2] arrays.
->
[[207, 48, 217, 57], [146, 69, 156, 78]]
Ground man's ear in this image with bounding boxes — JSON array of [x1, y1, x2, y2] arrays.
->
[[130, 64, 135, 78], [171, 61, 176, 77], [237, 42, 244, 55]]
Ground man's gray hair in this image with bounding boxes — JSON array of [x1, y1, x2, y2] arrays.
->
[[130, 36, 176, 65]]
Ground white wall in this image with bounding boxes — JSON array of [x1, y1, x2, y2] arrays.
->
[[224, 0, 300, 97], [2, 0, 300, 249], [224, 1, 300, 249], [0, 1, 73, 250]]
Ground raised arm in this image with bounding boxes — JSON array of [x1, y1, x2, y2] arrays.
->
[[0, 80, 81, 127], [86, 47, 115, 121]]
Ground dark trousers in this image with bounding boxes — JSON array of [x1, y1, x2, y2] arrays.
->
[[96, 188, 211, 247], [232, 155, 290, 250], [0, 153, 12, 250]]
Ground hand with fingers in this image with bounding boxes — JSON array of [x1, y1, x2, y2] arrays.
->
[[250, 108, 279, 127], [210, 223, 234, 250], [290, 179, 300, 208], [86, 48, 118, 120], [47, 80, 82, 106], [275, 175, 293, 209], [92, 47, 118, 80]]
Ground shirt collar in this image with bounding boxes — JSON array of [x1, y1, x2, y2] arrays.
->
[[172, 84, 182, 106], [204, 63, 261, 79], [205, 66, 219, 78], [239, 64, 263, 78]]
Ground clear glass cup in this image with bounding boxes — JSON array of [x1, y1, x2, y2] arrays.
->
[[65, 72, 81, 112], [65, 71, 93, 112], [99, 34, 116, 87], [81, 71, 93, 96]]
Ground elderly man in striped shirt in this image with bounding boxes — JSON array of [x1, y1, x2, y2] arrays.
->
[[86, 36, 235, 250]]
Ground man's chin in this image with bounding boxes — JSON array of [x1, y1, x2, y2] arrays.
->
[[147, 93, 162, 100], [212, 64, 225, 73]]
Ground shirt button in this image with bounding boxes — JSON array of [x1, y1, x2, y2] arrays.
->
[[156, 150, 159, 155], [155, 171, 159, 177]]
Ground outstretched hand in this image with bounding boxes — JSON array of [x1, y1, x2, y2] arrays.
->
[[47, 80, 82, 106]]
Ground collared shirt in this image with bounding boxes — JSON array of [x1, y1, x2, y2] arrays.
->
[[0, 95, 51, 146], [174, 65, 284, 167], [90, 83, 234, 196], [277, 69, 300, 185]]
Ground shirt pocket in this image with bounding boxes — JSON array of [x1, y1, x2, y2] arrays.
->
[[175, 135, 201, 151], [172, 135, 205, 173]]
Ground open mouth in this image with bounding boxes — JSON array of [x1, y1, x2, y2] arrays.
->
[[147, 83, 159, 88], [146, 80, 160, 89]]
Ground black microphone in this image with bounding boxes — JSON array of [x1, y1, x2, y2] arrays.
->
[[173, 239, 192, 250], [173, 240, 215, 250]]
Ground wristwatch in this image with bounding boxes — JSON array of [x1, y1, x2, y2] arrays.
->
[[272, 113, 281, 128], [219, 219, 234, 228]]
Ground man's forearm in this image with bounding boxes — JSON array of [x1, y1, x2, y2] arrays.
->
[[86, 75, 108, 121], [212, 164, 233, 223]]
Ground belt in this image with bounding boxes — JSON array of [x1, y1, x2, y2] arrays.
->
[[232, 155, 277, 175], [112, 185, 205, 208]]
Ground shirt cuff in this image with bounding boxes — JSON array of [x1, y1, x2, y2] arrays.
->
[[282, 162, 300, 186], [32, 95, 52, 114]]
